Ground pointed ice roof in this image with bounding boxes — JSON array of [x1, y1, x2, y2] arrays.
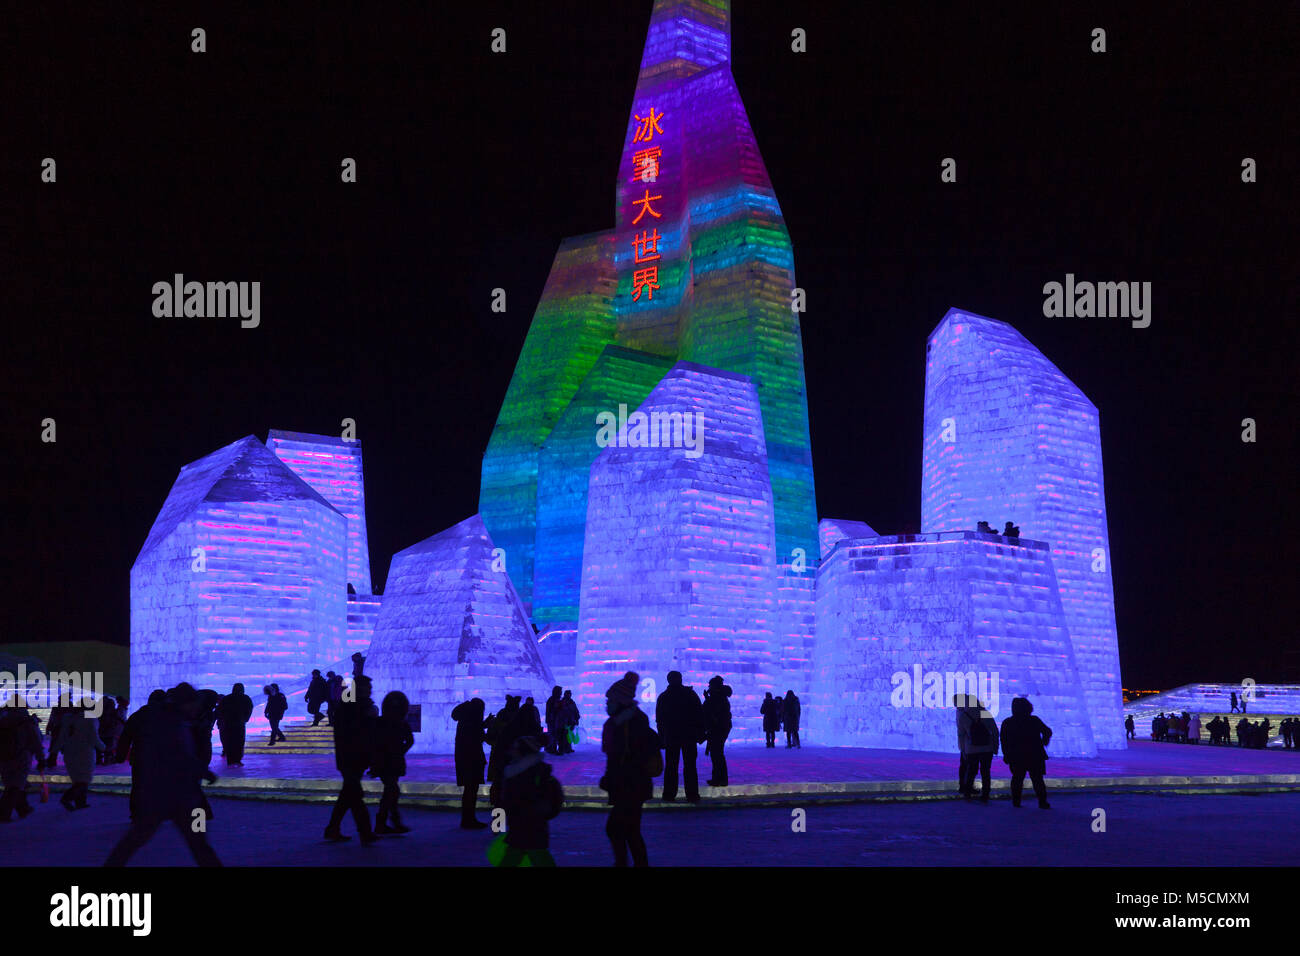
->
[[637, 0, 731, 85], [135, 435, 338, 564]]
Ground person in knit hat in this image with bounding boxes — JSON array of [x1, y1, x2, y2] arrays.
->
[[600, 671, 661, 866], [702, 676, 733, 786], [492, 734, 564, 866]]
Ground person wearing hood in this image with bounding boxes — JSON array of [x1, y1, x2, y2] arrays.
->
[[999, 697, 1052, 809], [50, 700, 107, 811], [955, 694, 999, 802], [452, 698, 489, 829], [495, 734, 564, 866], [104, 683, 221, 865], [559, 690, 580, 754], [761, 692, 782, 748], [216, 683, 253, 766], [305, 669, 329, 727], [0, 695, 46, 822], [702, 676, 733, 787], [600, 671, 661, 866]]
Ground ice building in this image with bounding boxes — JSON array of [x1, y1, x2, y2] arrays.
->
[[478, 0, 819, 695], [811, 530, 1097, 757], [575, 362, 779, 744], [921, 309, 1125, 748], [364, 515, 554, 752], [130, 435, 348, 697]]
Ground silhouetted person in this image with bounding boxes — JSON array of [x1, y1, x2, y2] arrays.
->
[[1229, 691, 1238, 714], [1124, 714, 1135, 740], [559, 690, 580, 754], [544, 686, 564, 754], [496, 735, 564, 866], [104, 683, 221, 866], [216, 683, 253, 766], [779, 691, 801, 748], [324, 675, 377, 844], [305, 670, 329, 727], [976, 521, 995, 534], [1240, 695, 1248, 714], [1000, 697, 1052, 809], [520, 696, 543, 737], [452, 698, 489, 828], [761, 692, 782, 748], [351, 652, 366, 681], [601, 672, 660, 866], [1003, 521, 1020, 539], [702, 675, 733, 786], [96, 697, 123, 766], [955, 694, 999, 801], [325, 671, 344, 726], [655, 671, 704, 803], [265, 683, 288, 745], [0, 695, 46, 821], [50, 702, 106, 810], [487, 695, 522, 799], [373, 691, 414, 834]]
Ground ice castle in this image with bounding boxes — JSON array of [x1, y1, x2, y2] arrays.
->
[[129, 1, 1125, 755]]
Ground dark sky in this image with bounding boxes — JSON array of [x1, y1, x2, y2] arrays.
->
[[7, 2, 1296, 690]]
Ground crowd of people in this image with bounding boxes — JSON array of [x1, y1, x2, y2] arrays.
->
[[1137, 710, 1282, 748]]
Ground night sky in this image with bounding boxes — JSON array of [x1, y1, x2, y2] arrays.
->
[[8, 1, 1296, 691]]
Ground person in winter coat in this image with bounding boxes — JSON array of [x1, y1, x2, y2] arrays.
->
[[372, 691, 414, 834], [783, 691, 802, 748], [265, 684, 288, 745], [559, 690, 580, 754], [600, 672, 660, 866], [452, 698, 489, 829], [104, 683, 221, 866], [655, 671, 704, 802], [1188, 713, 1202, 744], [0, 697, 46, 822], [95, 697, 124, 765], [955, 694, 1000, 802], [702, 676, 733, 786], [486, 695, 522, 798], [1124, 714, 1135, 740], [761, 692, 782, 748], [496, 735, 564, 866], [325, 671, 344, 726], [544, 686, 564, 754], [324, 676, 377, 844], [50, 702, 106, 810], [305, 670, 329, 727], [519, 697, 543, 737], [999, 697, 1052, 809], [216, 683, 253, 766]]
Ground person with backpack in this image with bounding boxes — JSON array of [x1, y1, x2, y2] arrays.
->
[[494, 735, 564, 866], [955, 694, 999, 802], [216, 683, 253, 766], [999, 697, 1053, 809], [265, 683, 288, 746], [655, 671, 704, 803], [0, 695, 46, 822], [372, 691, 414, 835], [702, 675, 732, 787], [600, 671, 661, 866]]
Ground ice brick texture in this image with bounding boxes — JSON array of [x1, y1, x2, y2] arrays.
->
[[576, 363, 779, 745], [922, 309, 1125, 748], [131, 435, 347, 699], [364, 515, 554, 753], [812, 532, 1097, 757]]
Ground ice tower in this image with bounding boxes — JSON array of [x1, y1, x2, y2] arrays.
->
[[921, 309, 1125, 749], [478, 0, 818, 691]]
